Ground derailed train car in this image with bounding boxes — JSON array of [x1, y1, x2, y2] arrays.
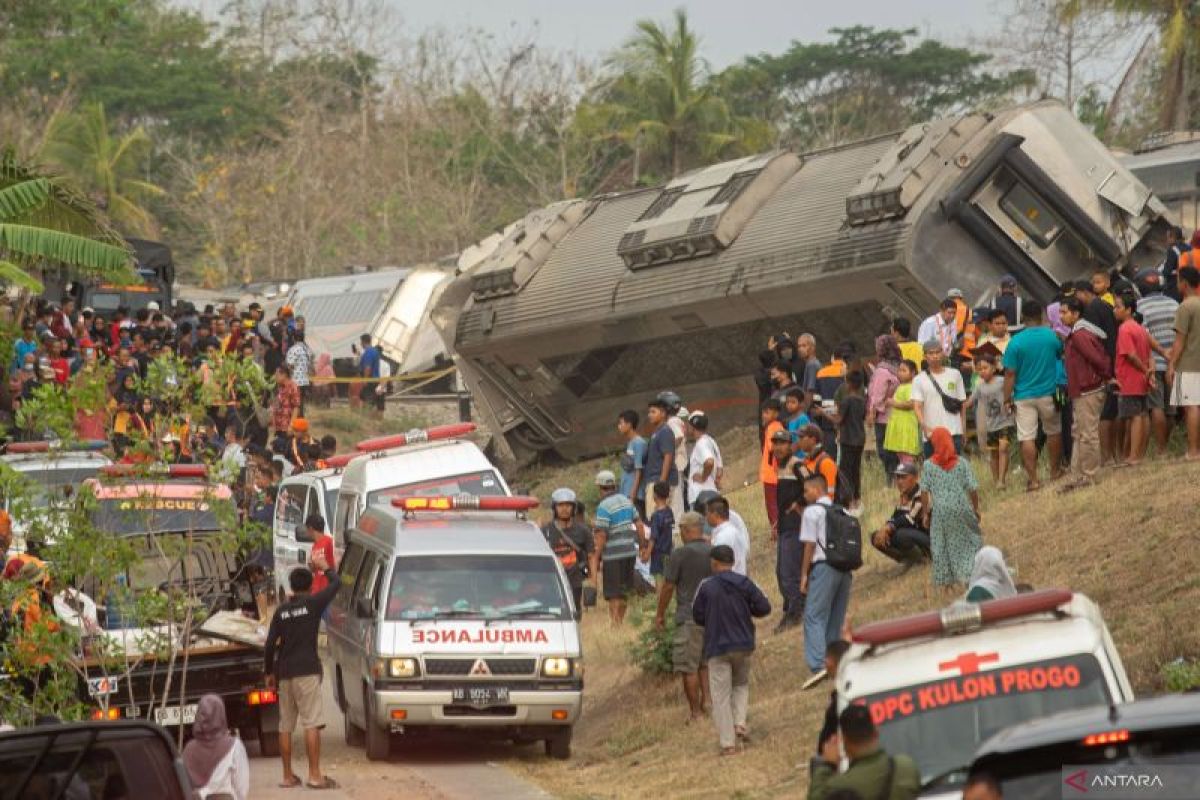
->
[[434, 101, 1170, 462]]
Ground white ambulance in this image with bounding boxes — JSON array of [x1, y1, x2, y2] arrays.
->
[[837, 589, 1133, 798], [327, 494, 582, 761], [272, 466, 342, 601]]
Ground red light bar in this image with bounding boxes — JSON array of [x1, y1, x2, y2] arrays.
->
[[852, 589, 1074, 646], [1084, 729, 1130, 747], [7, 439, 107, 454], [100, 464, 209, 478], [393, 494, 539, 512], [355, 423, 477, 453], [323, 453, 356, 468]]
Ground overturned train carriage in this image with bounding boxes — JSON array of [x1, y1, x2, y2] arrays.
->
[[434, 101, 1170, 462]]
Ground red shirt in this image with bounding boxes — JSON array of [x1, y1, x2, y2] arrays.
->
[[1115, 319, 1152, 396], [308, 534, 337, 593], [50, 358, 69, 384]]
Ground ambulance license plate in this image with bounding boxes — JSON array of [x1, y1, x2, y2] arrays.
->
[[451, 686, 509, 706]]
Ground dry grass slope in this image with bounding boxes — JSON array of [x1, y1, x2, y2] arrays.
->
[[511, 432, 1200, 800]]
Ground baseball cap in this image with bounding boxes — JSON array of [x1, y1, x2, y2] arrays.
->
[[770, 429, 791, 444], [894, 462, 918, 477], [1135, 268, 1162, 287], [594, 470, 617, 488], [710, 545, 735, 565], [946, 288, 964, 299], [999, 274, 1017, 288]]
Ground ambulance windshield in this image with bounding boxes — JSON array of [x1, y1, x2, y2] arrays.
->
[[386, 554, 568, 621], [859, 654, 1110, 789], [367, 470, 505, 507]]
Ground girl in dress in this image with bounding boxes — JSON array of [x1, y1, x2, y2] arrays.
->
[[883, 360, 921, 463]]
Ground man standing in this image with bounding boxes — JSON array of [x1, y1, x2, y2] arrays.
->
[[1002, 301, 1064, 491], [771, 430, 805, 632], [705, 496, 749, 576], [1166, 266, 1200, 459], [1075, 279, 1119, 464], [911, 341, 967, 454], [686, 411, 722, 497], [1114, 293, 1155, 466], [917, 298, 959, 358], [990, 274, 1024, 331], [1059, 298, 1111, 490], [357, 334, 383, 418], [542, 488, 594, 611], [759, 399, 784, 537], [799, 475, 851, 690], [616, 410, 647, 517], [1162, 225, 1191, 299], [303, 515, 337, 594], [797, 334, 822, 393], [263, 550, 339, 790], [644, 398, 680, 523], [691, 544, 771, 756], [768, 362, 797, 401], [286, 331, 314, 413], [270, 365, 301, 438], [1136, 269, 1180, 453], [655, 512, 712, 722], [808, 706, 921, 800], [590, 470, 647, 625]]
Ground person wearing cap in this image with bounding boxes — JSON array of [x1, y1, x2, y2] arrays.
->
[[691, 543, 770, 755], [796, 423, 838, 502], [990, 275, 1024, 331], [655, 511, 712, 720], [542, 488, 594, 611], [590, 470, 647, 625], [911, 338, 967, 454], [917, 298, 959, 358], [871, 463, 930, 564], [808, 705, 921, 800], [770, 427, 805, 632], [1136, 267, 1180, 452], [686, 411, 722, 496]]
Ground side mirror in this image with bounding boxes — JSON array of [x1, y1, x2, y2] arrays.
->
[[355, 596, 373, 619]]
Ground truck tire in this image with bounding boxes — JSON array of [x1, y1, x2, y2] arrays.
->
[[363, 690, 389, 761], [544, 728, 571, 760], [257, 705, 281, 758]]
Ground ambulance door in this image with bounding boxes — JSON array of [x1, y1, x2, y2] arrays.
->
[[274, 480, 312, 596]]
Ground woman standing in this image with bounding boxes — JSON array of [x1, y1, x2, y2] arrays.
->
[[866, 334, 902, 476], [182, 694, 249, 800], [920, 427, 982, 589]]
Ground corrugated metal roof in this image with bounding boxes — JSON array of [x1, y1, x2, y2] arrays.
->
[[460, 134, 904, 343]]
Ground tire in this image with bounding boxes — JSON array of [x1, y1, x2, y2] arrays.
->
[[344, 708, 365, 747], [363, 690, 390, 761], [258, 723, 281, 758], [544, 727, 571, 760]]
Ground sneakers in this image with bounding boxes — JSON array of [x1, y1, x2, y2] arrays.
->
[[801, 669, 828, 690]]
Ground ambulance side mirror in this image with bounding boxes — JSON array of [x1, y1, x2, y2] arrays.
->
[[355, 596, 373, 619]]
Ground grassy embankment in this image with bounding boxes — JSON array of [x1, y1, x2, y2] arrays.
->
[[510, 428, 1200, 799]]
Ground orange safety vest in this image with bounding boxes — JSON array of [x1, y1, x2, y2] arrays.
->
[[1181, 249, 1200, 269]]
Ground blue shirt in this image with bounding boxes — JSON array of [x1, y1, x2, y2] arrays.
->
[[619, 436, 647, 499], [359, 345, 381, 378], [643, 425, 678, 487], [649, 507, 674, 556], [786, 412, 812, 443], [13, 339, 37, 374], [595, 493, 639, 560], [1002, 326, 1062, 401]]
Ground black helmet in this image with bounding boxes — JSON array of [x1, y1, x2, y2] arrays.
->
[[655, 390, 682, 413]]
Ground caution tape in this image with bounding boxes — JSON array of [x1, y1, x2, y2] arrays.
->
[[310, 366, 456, 385]]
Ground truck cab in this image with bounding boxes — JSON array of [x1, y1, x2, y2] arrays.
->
[[273, 467, 342, 601], [328, 495, 582, 762], [838, 590, 1133, 798], [1, 440, 112, 553]]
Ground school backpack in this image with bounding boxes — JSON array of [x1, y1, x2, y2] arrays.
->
[[818, 504, 863, 573]]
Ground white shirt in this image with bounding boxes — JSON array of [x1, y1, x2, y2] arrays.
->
[[800, 496, 833, 563], [688, 434, 722, 495], [197, 738, 250, 800], [911, 367, 967, 436], [667, 417, 688, 482], [222, 442, 245, 472], [711, 519, 749, 576], [917, 313, 956, 356]]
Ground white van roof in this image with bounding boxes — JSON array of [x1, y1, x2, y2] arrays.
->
[[355, 505, 550, 557], [339, 439, 505, 497]]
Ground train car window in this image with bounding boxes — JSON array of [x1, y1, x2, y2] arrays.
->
[[1000, 182, 1063, 247]]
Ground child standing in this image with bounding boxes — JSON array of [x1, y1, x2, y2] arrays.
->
[[965, 353, 1015, 488], [831, 371, 867, 512], [883, 360, 921, 462], [646, 481, 675, 580]]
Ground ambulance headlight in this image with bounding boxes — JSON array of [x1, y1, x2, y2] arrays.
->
[[388, 658, 419, 678], [542, 657, 572, 678]]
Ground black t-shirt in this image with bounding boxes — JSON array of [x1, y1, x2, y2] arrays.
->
[[1083, 298, 1117, 362], [837, 393, 867, 448], [775, 458, 804, 534], [264, 569, 339, 680]]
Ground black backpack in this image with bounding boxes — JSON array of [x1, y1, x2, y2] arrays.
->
[[818, 504, 863, 572]]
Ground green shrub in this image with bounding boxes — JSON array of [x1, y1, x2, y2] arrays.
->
[[1162, 658, 1200, 692], [628, 602, 675, 675]]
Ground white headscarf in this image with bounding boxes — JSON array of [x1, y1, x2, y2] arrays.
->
[[968, 546, 1016, 600]]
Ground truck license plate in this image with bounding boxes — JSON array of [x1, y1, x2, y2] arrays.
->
[[87, 676, 119, 697], [154, 704, 198, 726], [451, 686, 509, 706]]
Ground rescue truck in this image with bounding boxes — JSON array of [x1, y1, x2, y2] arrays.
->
[[838, 589, 1133, 798], [327, 494, 583, 761]]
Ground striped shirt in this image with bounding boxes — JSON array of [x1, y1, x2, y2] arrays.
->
[[1139, 293, 1179, 371], [595, 493, 639, 560]]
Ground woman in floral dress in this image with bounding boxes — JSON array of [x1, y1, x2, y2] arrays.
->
[[919, 427, 982, 587]]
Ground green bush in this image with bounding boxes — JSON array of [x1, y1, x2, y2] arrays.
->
[[628, 601, 675, 675], [1162, 658, 1200, 692]]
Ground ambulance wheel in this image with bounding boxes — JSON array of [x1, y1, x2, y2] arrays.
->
[[344, 710, 365, 747], [544, 728, 571, 760], [364, 691, 390, 761]]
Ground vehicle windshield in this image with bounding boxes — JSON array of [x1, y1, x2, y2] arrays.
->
[[10, 465, 105, 506], [385, 554, 569, 621], [366, 469, 505, 507], [858, 654, 1111, 788]]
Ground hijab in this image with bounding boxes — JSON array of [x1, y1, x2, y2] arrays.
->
[[968, 546, 1017, 600], [929, 427, 958, 471], [182, 694, 235, 788]]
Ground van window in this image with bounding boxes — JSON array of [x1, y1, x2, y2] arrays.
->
[[335, 542, 366, 610], [355, 553, 385, 614], [366, 470, 505, 507], [859, 654, 1110, 790], [384, 554, 570, 621], [278, 485, 306, 535]]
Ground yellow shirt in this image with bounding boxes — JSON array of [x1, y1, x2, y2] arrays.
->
[[898, 340, 925, 369]]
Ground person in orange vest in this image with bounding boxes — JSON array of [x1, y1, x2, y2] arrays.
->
[[7, 558, 60, 670]]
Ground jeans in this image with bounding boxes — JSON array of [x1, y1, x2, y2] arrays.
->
[[873, 526, 931, 564], [804, 562, 852, 672], [708, 651, 752, 749], [922, 433, 963, 458], [776, 532, 804, 618], [874, 423, 898, 478]]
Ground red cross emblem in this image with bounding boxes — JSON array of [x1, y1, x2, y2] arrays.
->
[[938, 651, 1000, 675]]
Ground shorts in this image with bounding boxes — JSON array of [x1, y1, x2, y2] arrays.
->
[[1148, 373, 1168, 412], [672, 619, 705, 674], [1015, 396, 1062, 442], [1100, 384, 1119, 421], [278, 674, 324, 732], [1172, 371, 1200, 407], [985, 426, 1015, 449], [602, 557, 636, 600], [1117, 395, 1148, 419]]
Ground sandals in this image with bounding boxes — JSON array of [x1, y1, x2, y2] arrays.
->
[[306, 777, 339, 790], [278, 777, 302, 789]]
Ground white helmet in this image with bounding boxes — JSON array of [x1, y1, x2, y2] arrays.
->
[[551, 487, 577, 505]]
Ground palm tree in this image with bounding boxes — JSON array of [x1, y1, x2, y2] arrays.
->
[[0, 149, 133, 294], [590, 9, 770, 178], [41, 103, 165, 236]]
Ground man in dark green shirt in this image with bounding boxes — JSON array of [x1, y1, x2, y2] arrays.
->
[[808, 705, 921, 800]]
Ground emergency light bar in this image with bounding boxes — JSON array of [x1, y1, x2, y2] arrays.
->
[[852, 589, 1074, 646], [355, 423, 477, 453], [100, 464, 209, 479], [7, 439, 108, 454], [392, 494, 539, 512], [323, 453, 356, 469]]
